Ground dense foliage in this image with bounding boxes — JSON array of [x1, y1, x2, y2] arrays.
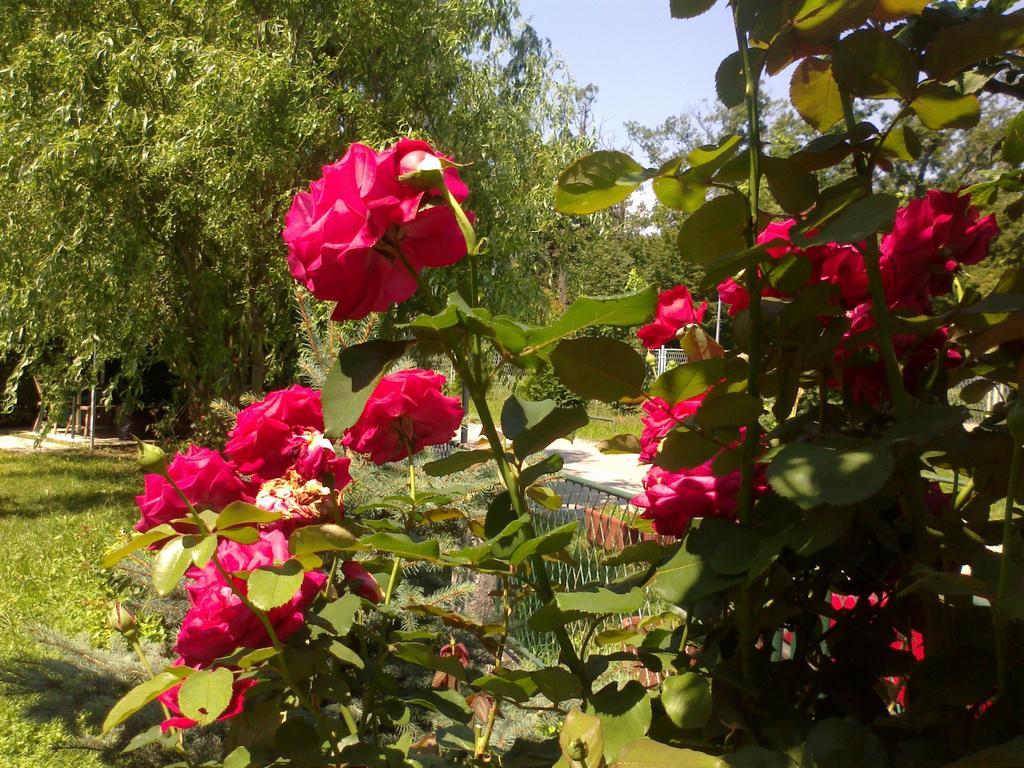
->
[[0, 0, 583, 422], [88, 1, 1024, 767]]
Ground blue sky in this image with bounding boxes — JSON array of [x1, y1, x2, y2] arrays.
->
[[517, 1, 786, 149]]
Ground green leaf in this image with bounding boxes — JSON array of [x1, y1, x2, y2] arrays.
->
[[588, 681, 652, 764], [178, 667, 234, 726], [237, 647, 278, 668], [670, 0, 716, 19], [362, 532, 440, 561], [696, 392, 762, 431], [661, 673, 712, 730], [510, 521, 577, 565], [422, 449, 493, 477], [317, 593, 361, 636], [189, 535, 217, 567], [215, 501, 282, 530], [832, 29, 918, 100], [559, 709, 604, 768], [289, 523, 358, 556], [322, 360, 377, 439], [612, 739, 720, 767], [390, 642, 468, 682], [911, 86, 982, 131], [338, 339, 414, 391], [405, 689, 472, 723], [512, 405, 589, 460], [551, 337, 647, 402], [502, 396, 556, 439], [650, 539, 742, 606], [649, 358, 724, 404], [604, 540, 663, 567], [532, 667, 582, 703], [248, 559, 305, 611], [716, 51, 748, 109], [793, 0, 876, 43], [554, 587, 645, 615], [102, 671, 180, 732], [524, 289, 659, 351], [761, 156, 819, 214], [101, 525, 175, 569], [791, 57, 843, 132], [798, 193, 898, 246], [653, 173, 706, 212], [767, 440, 895, 510], [152, 536, 192, 596], [879, 125, 922, 162], [520, 453, 564, 486], [654, 429, 721, 471], [1004, 112, 1024, 165], [526, 485, 562, 512], [223, 747, 252, 768], [924, 10, 1024, 82], [555, 151, 653, 215], [801, 717, 888, 768], [677, 193, 749, 266]]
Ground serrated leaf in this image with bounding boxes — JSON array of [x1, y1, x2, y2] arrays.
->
[[793, 0, 876, 43], [612, 738, 720, 767], [551, 337, 647, 402], [215, 501, 282, 530], [767, 441, 895, 510], [791, 58, 843, 132], [654, 429, 721, 471], [912, 86, 981, 131], [832, 28, 918, 100], [661, 673, 712, 730], [223, 746, 252, 768], [597, 434, 642, 455], [670, 0, 716, 19], [649, 358, 724, 404], [289, 523, 358, 556], [362, 532, 440, 560], [152, 536, 192, 596], [924, 10, 1024, 82], [677, 193, 750, 266], [422, 449, 493, 477], [512, 405, 589, 460], [1005, 112, 1024, 165], [555, 151, 653, 214], [798, 193, 898, 245], [526, 485, 562, 511], [102, 526, 176, 569], [761, 156, 819, 214], [555, 587, 645, 615], [510, 521, 578, 565], [178, 667, 234, 726], [102, 671, 180, 732], [248, 560, 305, 611]]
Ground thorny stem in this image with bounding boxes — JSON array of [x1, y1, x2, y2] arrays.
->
[[840, 90, 911, 419], [995, 442, 1022, 696], [475, 574, 511, 758], [732, 0, 761, 687]]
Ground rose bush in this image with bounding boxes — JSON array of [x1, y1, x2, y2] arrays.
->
[[101, 8, 1024, 768]]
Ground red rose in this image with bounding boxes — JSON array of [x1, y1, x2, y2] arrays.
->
[[342, 369, 464, 465], [632, 463, 757, 537], [637, 285, 709, 349], [225, 385, 324, 481], [175, 530, 326, 667], [638, 396, 703, 464], [134, 446, 251, 533], [283, 140, 471, 320]]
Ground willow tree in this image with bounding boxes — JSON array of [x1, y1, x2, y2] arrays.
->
[[0, 0, 580, 421]]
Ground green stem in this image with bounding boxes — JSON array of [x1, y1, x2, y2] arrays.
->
[[995, 442, 1022, 697], [839, 90, 910, 418], [161, 475, 352, 752], [732, 0, 761, 686]]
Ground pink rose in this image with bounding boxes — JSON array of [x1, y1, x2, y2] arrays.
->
[[283, 140, 472, 320], [881, 190, 998, 312], [631, 464, 748, 537], [638, 396, 703, 464], [637, 286, 710, 349], [341, 561, 383, 603], [175, 530, 326, 667], [225, 386, 324, 481], [158, 671, 257, 732], [342, 369, 464, 465], [292, 431, 352, 487], [134, 446, 251, 533]]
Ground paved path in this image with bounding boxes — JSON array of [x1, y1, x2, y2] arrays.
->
[[462, 424, 646, 497], [0, 430, 133, 452]]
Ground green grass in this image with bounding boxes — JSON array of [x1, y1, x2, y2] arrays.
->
[[0, 449, 137, 768]]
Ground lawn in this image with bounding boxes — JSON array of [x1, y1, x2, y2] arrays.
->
[[0, 449, 138, 768]]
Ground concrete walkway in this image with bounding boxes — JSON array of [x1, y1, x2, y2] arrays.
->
[[0, 430, 134, 452], [462, 424, 646, 497]]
